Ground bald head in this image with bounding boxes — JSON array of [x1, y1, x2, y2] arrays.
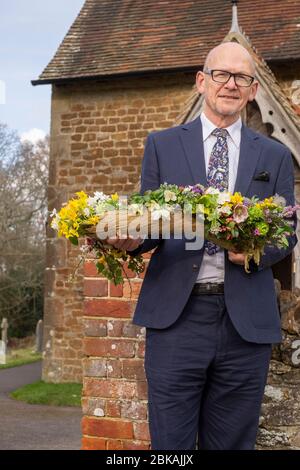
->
[[204, 42, 256, 76]]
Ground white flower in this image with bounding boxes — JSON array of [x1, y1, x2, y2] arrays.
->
[[217, 192, 231, 205], [217, 205, 232, 215], [94, 201, 109, 215], [152, 208, 171, 220], [51, 218, 59, 230], [50, 208, 57, 218], [83, 207, 90, 217], [205, 187, 220, 195], [164, 190, 177, 202], [148, 201, 161, 212], [273, 195, 286, 206], [128, 203, 144, 215], [182, 185, 194, 193], [87, 191, 109, 208]]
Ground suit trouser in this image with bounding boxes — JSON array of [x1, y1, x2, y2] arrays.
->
[[144, 294, 272, 450]]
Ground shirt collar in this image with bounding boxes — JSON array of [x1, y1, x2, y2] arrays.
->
[[200, 112, 242, 148]]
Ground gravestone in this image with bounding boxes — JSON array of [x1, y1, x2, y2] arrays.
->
[[0, 340, 6, 364], [35, 319, 43, 353], [0, 318, 8, 364]]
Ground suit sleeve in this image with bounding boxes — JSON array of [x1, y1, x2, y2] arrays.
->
[[128, 133, 163, 256], [249, 148, 298, 272]]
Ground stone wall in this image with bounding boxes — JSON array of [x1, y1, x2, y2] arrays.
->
[[43, 72, 195, 383], [257, 289, 300, 449]]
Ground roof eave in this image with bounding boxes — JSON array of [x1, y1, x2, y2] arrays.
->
[[31, 65, 200, 87]]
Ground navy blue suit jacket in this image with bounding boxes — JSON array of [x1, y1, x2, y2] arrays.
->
[[131, 117, 297, 344]]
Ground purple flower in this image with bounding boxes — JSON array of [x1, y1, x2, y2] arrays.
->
[[253, 228, 260, 236], [191, 185, 204, 195], [243, 198, 252, 207], [233, 204, 248, 223]]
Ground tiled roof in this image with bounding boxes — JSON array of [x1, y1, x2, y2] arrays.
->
[[34, 0, 300, 84]]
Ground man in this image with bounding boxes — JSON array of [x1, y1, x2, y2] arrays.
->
[[107, 42, 297, 449]]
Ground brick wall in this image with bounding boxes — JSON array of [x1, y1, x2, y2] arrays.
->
[[81, 253, 151, 450], [44, 72, 194, 384]]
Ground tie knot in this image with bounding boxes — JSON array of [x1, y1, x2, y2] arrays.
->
[[211, 128, 228, 139]]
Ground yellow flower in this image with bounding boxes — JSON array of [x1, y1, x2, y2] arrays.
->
[[111, 193, 119, 202], [259, 197, 274, 208], [230, 192, 244, 205], [86, 215, 100, 225]]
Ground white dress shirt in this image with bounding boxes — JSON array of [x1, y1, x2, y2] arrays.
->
[[196, 112, 242, 284]]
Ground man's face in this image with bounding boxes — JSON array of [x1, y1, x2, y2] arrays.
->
[[196, 47, 258, 121]]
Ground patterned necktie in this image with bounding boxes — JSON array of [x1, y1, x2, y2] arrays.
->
[[204, 128, 229, 255]]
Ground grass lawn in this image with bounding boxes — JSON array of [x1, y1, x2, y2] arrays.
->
[[10, 380, 82, 407], [0, 347, 42, 369]]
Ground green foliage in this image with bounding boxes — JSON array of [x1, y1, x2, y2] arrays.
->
[[10, 381, 82, 407]]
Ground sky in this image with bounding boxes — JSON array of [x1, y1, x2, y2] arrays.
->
[[0, 0, 85, 143]]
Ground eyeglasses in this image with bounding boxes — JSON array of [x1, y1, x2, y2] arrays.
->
[[203, 69, 255, 87]]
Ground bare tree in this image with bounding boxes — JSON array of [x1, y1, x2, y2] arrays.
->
[[0, 123, 49, 337]]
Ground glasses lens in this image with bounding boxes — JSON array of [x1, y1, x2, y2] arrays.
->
[[212, 71, 231, 83], [235, 74, 252, 87]]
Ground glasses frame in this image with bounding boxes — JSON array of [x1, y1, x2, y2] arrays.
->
[[203, 68, 255, 88]]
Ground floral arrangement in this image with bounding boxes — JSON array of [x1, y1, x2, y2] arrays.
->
[[50, 184, 298, 284]]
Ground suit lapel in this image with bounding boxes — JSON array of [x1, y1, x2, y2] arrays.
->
[[179, 117, 207, 186], [233, 124, 262, 195]]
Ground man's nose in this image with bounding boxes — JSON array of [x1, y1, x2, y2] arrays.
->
[[225, 76, 237, 89]]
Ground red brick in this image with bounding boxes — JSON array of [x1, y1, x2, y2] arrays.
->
[[82, 318, 107, 337], [106, 400, 121, 417], [84, 279, 108, 297], [121, 401, 147, 421], [107, 439, 124, 450], [122, 263, 137, 279], [83, 357, 107, 377], [109, 282, 123, 297], [84, 378, 136, 399], [133, 422, 150, 441], [81, 437, 107, 450], [107, 319, 124, 337], [83, 337, 135, 358], [123, 280, 142, 300], [123, 322, 144, 338], [84, 299, 133, 318], [137, 340, 145, 358], [123, 441, 150, 450], [82, 416, 133, 439], [136, 380, 148, 400], [107, 358, 122, 378], [122, 359, 145, 380]]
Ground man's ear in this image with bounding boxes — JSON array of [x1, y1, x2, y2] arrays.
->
[[196, 71, 205, 94], [248, 81, 258, 102]]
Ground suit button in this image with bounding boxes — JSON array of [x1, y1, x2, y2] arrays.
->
[[192, 264, 199, 271]]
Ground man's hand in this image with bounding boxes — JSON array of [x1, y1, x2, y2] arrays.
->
[[228, 251, 246, 265], [105, 234, 144, 252]]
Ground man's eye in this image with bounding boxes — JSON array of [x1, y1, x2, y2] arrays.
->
[[215, 72, 228, 79], [236, 75, 248, 82]]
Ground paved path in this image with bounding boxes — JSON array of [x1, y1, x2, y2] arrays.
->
[[0, 362, 82, 450]]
